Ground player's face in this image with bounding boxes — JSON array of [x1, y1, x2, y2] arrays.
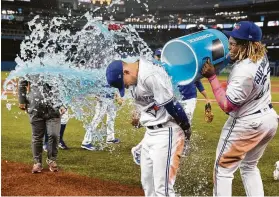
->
[[154, 55, 160, 61], [123, 70, 137, 89], [228, 37, 240, 61]]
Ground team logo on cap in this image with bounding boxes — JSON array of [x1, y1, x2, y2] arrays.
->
[[234, 24, 241, 30]]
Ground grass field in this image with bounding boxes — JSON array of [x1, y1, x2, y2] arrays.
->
[[1, 71, 279, 196]]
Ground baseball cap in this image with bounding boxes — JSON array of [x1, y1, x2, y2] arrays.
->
[[154, 48, 162, 56], [224, 21, 262, 42], [106, 60, 125, 97]]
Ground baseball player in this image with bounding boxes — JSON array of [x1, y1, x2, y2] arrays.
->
[[178, 80, 211, 156], [106, 58, 190, 196], [81, 90, 122, 151], [154, 48, 162, 61], [201, 21, 278, 196], [153, 48, 211, 157], [274, 160, 279, 180]]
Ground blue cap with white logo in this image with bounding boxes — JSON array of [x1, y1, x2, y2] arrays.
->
[[154, 48, 162, 56], [224, 21, 262, 42], [106, 60, 125, 97]]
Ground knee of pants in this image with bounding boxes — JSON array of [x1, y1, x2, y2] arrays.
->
[[49, 132, 59, 139], [240, 162, 259, 172], [141, 176, 151, 190]]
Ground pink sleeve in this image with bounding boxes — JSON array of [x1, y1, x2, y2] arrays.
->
[[208, 75, 239, 113]]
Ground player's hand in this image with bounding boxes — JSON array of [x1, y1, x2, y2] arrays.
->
[[18, 103, 26, 110], [180, 121, 190, 131], [116, 98, 123, 106], [59, 106, 67, 115], [201, 58, 216, 78], [184, 128, 191, 140], [131, 117, 141, 128], [131, 110, 141, 128]]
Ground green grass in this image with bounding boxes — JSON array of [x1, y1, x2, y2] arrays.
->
[[1, 71, 10, 80], [1, 72, 279, 196]]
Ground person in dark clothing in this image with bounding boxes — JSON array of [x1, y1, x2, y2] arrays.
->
[[18, 76, 66, 173]]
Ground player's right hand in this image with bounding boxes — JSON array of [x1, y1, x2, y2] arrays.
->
[[201, 58, 216, 78], [18, 103, 26, 110]]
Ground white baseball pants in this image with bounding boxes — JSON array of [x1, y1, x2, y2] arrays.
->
[[141, 125, 185, 197], [214, 109, 278, 196], [82, 99, 117, 145]]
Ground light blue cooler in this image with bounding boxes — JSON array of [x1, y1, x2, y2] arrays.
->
[[161, 29, 229, 85]]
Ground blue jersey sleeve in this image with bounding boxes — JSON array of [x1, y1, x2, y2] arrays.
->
[[164, 100, 190, 131], [195, 80, 205, 92]]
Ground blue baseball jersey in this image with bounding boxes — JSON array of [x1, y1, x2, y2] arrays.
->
[[178, 80, 205, 100]]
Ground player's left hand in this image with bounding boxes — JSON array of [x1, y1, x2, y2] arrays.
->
[[184, 128, 191, 140], [59, 106, 67, 115], [201, 58, 216, 78]]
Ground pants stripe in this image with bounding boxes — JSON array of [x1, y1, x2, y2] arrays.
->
[[165, 127, 172, 196], [214, 118, 236, 196]]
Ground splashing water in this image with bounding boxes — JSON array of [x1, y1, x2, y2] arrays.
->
[[3, 11, 153, 149], [2, 3, 209, 195]]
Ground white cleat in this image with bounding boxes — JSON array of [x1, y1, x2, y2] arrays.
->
[[273, 161, 279, 180]]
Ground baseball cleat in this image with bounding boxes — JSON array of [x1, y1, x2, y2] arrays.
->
[[81, 143, 97, 151], [32, 163, 43, 173], [58, 141, 69, 150], [43, 144, 48, 152], [46, 159, 58, 172], [273, 161, 279, 180], [106, 138, 121, 144]]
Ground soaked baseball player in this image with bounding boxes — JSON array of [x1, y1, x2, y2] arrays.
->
[[106, 58, 190, 196], [81, 90, 122, 151], [202, 21, 278, 196]]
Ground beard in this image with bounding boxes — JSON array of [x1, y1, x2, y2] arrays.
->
[[229, 52, 238, 61]]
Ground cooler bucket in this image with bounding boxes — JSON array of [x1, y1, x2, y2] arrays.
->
[[161, 29, 229, 85]]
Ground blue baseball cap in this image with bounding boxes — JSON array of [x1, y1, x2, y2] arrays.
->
[[154, 48, 162, 56], [224, 21, 262, 42], [106, 60, 125, 97]]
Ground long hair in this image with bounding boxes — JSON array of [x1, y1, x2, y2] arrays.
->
[[234, 38, 267, 63]]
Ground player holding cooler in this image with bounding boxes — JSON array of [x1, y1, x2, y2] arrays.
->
[[106, 58, 190, 196], [201, 21, 278, 196]]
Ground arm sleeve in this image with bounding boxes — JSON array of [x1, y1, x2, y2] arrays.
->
[[18, 78, 28, 104], [195, 80, 205, 92], [208, 75, 239, 113], [165, 100, 190, 130], [144, 74, 174, 107]]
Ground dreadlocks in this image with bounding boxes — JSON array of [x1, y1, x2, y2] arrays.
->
[[234, 38, 267, 63]]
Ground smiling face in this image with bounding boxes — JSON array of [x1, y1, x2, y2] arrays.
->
[[228, 36, 241, 61]]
